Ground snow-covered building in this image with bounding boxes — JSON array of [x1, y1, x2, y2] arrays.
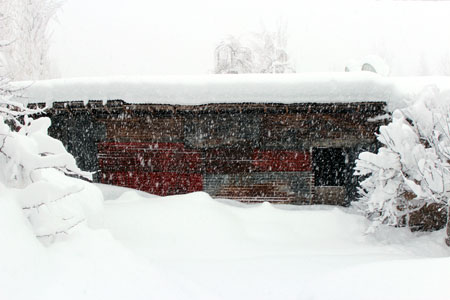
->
[[18, 73, 393, 205]]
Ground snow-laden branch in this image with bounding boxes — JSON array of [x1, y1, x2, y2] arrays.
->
[[0, 81, 98, 242]]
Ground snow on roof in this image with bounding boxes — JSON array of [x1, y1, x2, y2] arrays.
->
[[11, 73, 450, 111], [12, 72, 394, 106]]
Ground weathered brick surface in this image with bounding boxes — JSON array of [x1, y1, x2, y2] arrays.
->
[[184, 113, 260, 148], [260, 103, 383, 149], [47, 111, 106, 175], [312, 186, 347, 205], [97, 142, 203, 195], [101, 171, 203, 196], [45, 101, 387, 204], [204, 172, 313, 204], [98, 142, 202, 173], [203, 147, 254, 174], [104, 117, 183, 142], [252, 150, 311, 172]]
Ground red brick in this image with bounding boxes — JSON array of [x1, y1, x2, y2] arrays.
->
[[100, 171, 203, 196], [97, 142, 202, 172], [252, 150, 312, 172]]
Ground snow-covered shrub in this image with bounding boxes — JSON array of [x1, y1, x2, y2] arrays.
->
[[0, 85, 103, 242], [0, 1, 102, 243], [354, 86, 450, 241]]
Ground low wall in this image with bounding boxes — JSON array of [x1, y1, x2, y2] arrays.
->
[[44, 101, 387, 205]]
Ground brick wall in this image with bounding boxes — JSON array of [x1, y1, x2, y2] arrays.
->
[[98, 142, 202, 195], [44, 101, 387, 205]]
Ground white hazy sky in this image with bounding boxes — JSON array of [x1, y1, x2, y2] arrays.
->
[[50, 0, 450, 78]]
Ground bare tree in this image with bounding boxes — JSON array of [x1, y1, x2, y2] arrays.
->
[[214, 36, 254, 74], [250, 20, 295, 74], [0, 0, 61, 80], [214, 20, 296, 74]]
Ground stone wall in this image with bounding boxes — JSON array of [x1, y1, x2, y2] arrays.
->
[[43, 101, 387, 205]]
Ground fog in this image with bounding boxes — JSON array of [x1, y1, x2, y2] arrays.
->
[[50, 0, 450, 77]]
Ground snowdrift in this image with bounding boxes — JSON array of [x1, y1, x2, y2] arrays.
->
[[2, 185, 450, 300]]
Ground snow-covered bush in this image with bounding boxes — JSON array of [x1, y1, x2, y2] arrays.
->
[[354, 86, 450, 243], [0, 0, 102, 243], [0, 82, 103, 242]]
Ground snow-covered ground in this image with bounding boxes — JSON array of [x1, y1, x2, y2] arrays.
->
[[1, 184, 449, 300]]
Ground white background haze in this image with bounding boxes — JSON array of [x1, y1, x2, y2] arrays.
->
[[50, 0, 450, 78]]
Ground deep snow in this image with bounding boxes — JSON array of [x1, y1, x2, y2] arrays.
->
[[2, 185, 449, 300]]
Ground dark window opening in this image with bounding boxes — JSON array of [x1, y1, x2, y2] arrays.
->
[[313, 147, 346, 186]]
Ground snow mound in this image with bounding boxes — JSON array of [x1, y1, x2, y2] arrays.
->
[[94, 182, 159, 200], [103, 191, 450, 260], [0, 184, 44, 268], [0, 186, 215, 300], [2, 187, 449, 300], [302, 256, 450, 300], [101, 191, 449, 299]]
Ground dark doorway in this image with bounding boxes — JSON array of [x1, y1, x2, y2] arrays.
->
[[312, 148, 347, 186]]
